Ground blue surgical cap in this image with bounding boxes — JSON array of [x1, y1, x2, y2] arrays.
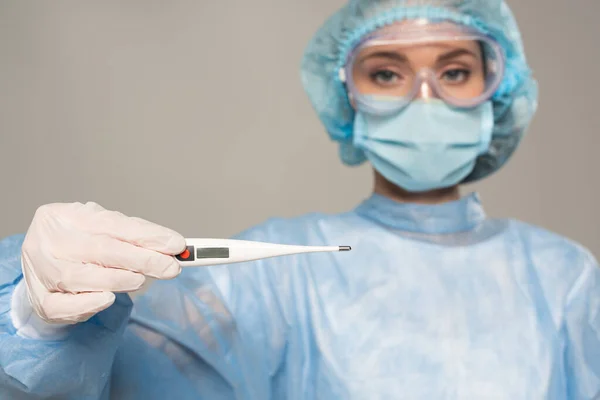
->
[[301, 0, 539, 183]]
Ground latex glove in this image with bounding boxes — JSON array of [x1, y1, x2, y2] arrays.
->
[[19, 202, 186, 325]]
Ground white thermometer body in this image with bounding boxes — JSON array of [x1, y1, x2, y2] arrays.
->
[[175, 238, 351, 267]]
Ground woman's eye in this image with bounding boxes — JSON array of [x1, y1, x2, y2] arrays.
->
[[371, 70, 401, 85], [441, 69, 471, 83]]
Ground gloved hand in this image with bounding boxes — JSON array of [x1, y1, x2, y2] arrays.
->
[[19, 202, 186, 325]]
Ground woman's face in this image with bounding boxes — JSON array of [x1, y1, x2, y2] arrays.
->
[[351, 39, 486, 101]]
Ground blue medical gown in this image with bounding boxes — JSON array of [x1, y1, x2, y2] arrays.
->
[[0, 193, 599, 399]]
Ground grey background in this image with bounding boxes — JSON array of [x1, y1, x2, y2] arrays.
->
[[0, 1, 598, 256]]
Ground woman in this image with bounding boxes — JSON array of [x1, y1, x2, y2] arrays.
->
[[0, 0, 597, 399]]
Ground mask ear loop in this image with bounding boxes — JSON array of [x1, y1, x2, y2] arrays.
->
[[341, 57, 364, 108]]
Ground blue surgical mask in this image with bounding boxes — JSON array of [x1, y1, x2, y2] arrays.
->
[[353, 100, 494, 192]]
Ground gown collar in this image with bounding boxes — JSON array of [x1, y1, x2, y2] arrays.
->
[[355, 192, 487, 234]]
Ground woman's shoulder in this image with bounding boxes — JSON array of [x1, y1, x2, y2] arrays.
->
[[504, 219, 595, 261], [502, 219, 598, 295]]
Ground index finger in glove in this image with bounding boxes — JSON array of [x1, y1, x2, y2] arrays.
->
[[68, 203, 186, 255], [60, 234, 181, 279]]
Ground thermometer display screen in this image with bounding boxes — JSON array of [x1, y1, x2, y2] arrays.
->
[[196, 247, 230, 259]]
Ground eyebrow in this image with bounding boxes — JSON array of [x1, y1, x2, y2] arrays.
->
[[436, 48, 479, 63], [358, 47, 479, 64], [358, 51, 408, 64]]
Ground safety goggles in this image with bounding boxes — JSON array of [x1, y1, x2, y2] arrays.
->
[[341, 21, 505, 115]]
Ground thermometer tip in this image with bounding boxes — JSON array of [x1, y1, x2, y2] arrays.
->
[[339, 246, 352, 252]]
